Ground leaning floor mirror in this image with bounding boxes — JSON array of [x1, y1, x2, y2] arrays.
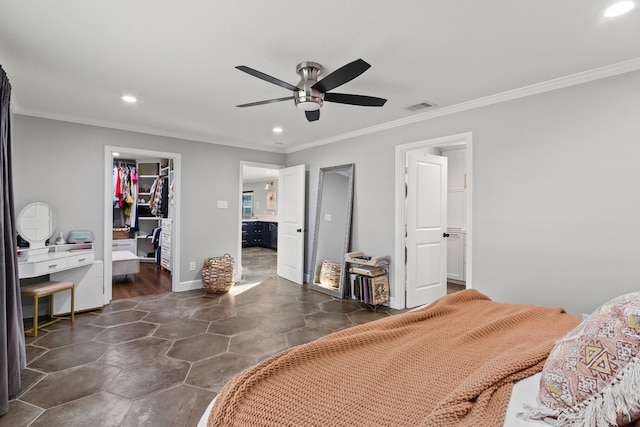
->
[[309, 163, 355, 298]]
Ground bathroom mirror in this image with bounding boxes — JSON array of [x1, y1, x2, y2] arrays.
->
[[309, 164, 354, 298], [17, 202, 57, 250]]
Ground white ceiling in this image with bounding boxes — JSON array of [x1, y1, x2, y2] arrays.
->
[[1, 1, 639, 153]]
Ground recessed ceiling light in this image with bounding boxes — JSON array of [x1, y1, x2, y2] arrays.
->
[[604, 1, 635, 17], [121, 95, 137, 103], [272, 127, 283, 134], [112, 152, 120, 157]]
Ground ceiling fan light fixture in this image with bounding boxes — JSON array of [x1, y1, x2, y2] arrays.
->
[[296, 100, 321, 111]]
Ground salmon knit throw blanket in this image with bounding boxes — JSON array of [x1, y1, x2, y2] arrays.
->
[[208, 290, 580, 427]]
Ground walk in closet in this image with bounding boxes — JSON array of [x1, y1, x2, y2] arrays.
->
[[112, 157, 174, 298]]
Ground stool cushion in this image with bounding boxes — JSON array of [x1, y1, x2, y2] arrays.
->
[[21, 281, 74, 297]]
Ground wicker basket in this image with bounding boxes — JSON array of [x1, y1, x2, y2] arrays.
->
[[202, 254, 236, 293], [112, 227, 130, 240], [319, 259, 342, 288]]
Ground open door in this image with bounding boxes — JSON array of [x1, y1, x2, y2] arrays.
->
[[277, 164, 305, 284], [405, 152, 447, 307]]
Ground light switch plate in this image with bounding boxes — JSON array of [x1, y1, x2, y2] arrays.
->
[[217, 200, 228, 209]]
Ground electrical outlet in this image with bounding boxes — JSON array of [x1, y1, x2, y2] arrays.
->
[[189, 261, 196, 271]]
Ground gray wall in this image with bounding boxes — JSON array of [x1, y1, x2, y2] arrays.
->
[[12, 116, 285, 283], [287, 70, 640, 316]]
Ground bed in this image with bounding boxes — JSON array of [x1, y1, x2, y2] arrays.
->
[[111, 250, 140, 278], [198, 289, 640, 427]]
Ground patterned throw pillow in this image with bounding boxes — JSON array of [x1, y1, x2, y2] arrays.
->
[[528, 292, 640, 426]]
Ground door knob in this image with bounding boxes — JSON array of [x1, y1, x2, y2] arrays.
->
[[443, 233, 450, 238], [296, 228, 302, 233]]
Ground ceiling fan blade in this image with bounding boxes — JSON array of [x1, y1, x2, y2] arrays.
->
[[324, 92, 387, 107], [236, 96, 294, 108], [236, 66, 299, 91], [312, 59, 371, 93], [305, 110, 320, 122]]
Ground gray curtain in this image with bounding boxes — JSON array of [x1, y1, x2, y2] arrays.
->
[[0, 65, 26, 415]]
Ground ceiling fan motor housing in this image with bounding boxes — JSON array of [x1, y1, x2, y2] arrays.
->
[[294, 61, 324, 110]]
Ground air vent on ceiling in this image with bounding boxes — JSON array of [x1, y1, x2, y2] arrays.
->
[[406, 101, 436, 111]]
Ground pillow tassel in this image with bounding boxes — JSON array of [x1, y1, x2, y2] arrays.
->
[[525, 360, 640, 427]]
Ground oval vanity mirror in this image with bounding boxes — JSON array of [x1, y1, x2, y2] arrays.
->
[[17, 202, 57, 252]]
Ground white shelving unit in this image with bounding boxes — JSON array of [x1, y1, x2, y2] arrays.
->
[[134, 159, 174, 262]]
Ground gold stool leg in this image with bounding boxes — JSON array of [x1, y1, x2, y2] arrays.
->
[[33, 295, 39, 337], [70, 285, 75, 323]]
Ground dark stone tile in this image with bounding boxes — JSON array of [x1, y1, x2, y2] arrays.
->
[[167, 333, 229, 362], [143, 306, 195, 323], [0, 399, 42, 427], [90, 310, 148, 327], [30, 324, 104, 349], [20, 363, 120, 409], [153, 318, 209, 340], [101, 299, 139, 313], [258, 313, 306, 333], [176, 295, 221, 309], [166, 288, 209, 299], [134, 297, 179, 311], [273, 283, 306, 296], [128, 293, 171, 303], [120, 384, 215, 427], [28, 341, 108, 373], [280, 301, 321, 315], [191, 305, 238, 322], [107, 357, 189, 399], [320, 299, 362, 314], [208, 316, 259, 336], [24, 330, 49, 345], [100, 337, 172, 368], [186, 352, 256, 392], [41, 312, 100, 331], [304, 312, 355, 330], [94, 322, 157, 344], [17, 368, 45, 398], [286, 327, 335, 347], [217, 293, 261, 307], [256, 293, 299, 305], [29, 392, 131, 427], [25, 345, 47, 365], [228, 329, 287, 358], [348, 309, 392, 324], [236, 302, 280, 318], [296, 291, 334, 304]]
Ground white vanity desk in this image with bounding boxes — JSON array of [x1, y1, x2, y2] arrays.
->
[[19, 244, 104, 315], [17, 202, 105, 316], [18, 243, 95, 279]]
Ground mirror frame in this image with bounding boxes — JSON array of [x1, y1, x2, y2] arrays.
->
[[17, 202, 57, 249], [309, 163, 355, 298]]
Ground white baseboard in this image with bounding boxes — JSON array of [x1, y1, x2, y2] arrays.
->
[[175, 279, 203, 292]]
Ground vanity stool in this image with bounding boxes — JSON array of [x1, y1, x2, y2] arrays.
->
[[20, 281, 75, 337]]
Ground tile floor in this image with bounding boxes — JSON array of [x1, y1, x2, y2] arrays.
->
[[3, 248, 409, 427]]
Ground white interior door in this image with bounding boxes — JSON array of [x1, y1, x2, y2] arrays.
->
[[406, 152, 448, 307], [277, 164, 305, 284]]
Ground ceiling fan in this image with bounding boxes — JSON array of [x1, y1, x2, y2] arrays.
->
[[235, 59, 387, 122]]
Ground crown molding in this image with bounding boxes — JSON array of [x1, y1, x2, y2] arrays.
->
[[285, 57, 640, 153], [13, 108, 286, 154]]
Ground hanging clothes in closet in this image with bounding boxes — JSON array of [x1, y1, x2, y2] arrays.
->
[[112, 161, 138, 228], [149, 175, 170, 218]]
